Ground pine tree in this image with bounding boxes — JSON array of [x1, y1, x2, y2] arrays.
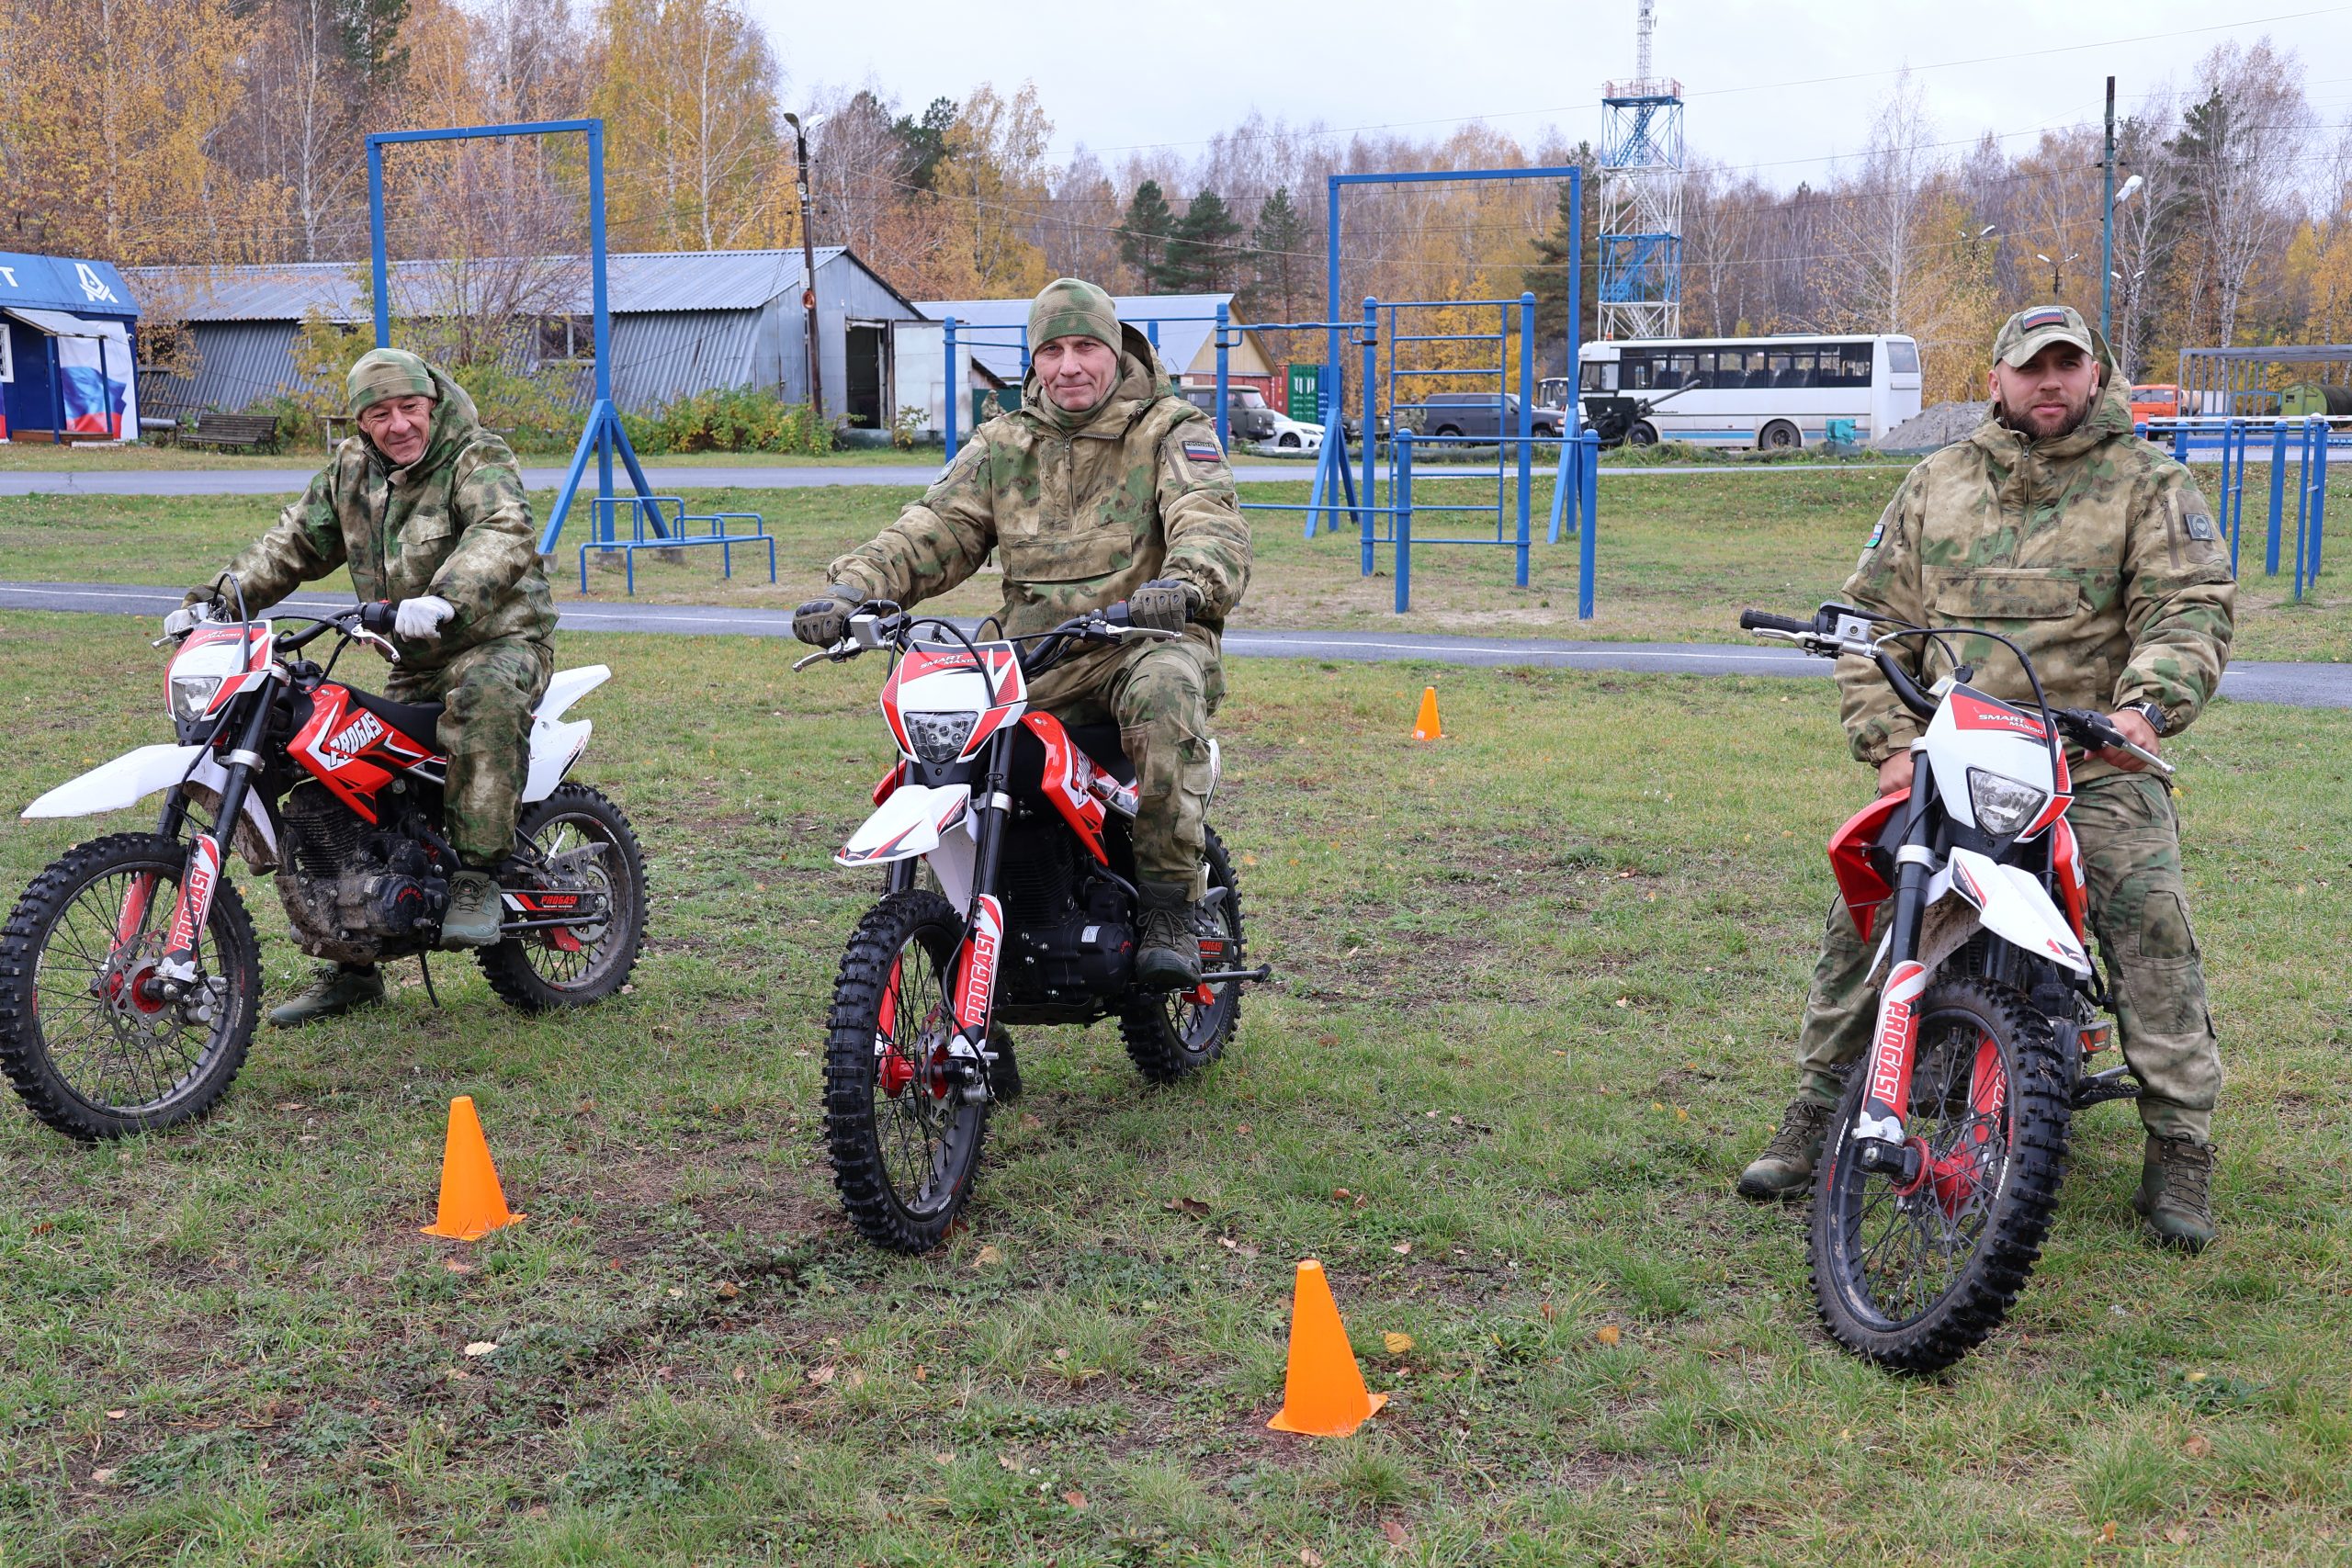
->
[[1163, 188, 1243, 293], [892, 97, 956, 192], [1118, 180, 1175, 289], [1244, 185, 1309, 321], [1522, 162, 1600, 371]]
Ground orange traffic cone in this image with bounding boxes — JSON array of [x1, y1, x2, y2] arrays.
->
[[1267, 1259, 1387, 1436], [420, 1095, 525, 1241], [1411, 686, 1442, 741]]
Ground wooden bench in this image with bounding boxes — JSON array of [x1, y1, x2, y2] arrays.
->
[[184, 412, 281, 451]]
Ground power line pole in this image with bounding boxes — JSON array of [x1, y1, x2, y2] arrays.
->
[[2099, 75, 2117, 345], [784, 111, 824, 423]]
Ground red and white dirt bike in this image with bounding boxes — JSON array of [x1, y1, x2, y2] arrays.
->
[[0, 583, 649, 1141], [797, 599, 1271, 1252], [1742, 602, 2173, 1372]]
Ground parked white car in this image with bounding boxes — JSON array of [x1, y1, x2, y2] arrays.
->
[[1260, 412, 1323, 452]]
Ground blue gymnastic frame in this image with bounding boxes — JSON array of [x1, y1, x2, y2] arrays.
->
[[366, 118, 659, 558], [2139, 416, 2333, 599]]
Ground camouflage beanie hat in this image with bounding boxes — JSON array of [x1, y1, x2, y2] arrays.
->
[[345, 348, 437, 415], [1028, 278, 1121, 354]]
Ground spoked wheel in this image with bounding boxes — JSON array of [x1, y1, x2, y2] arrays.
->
[[1119, 827, 1245, 1084], [823, 889, 989, 1253], [1811, 976, 2071, 1373], [0, 832, 260, 1140], [479, 784, 649, 1012]]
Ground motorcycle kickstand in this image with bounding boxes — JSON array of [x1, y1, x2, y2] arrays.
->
[[416, 953, 441, 1010]]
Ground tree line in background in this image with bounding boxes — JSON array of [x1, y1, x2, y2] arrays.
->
[[1, 0, 2344, 410]]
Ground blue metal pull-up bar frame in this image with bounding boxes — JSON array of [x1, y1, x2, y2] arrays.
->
[[365, 118, 659, 558]]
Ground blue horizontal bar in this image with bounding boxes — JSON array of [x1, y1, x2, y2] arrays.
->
[[1334, 165, 1584, 187], [369, 118, 596, 145]]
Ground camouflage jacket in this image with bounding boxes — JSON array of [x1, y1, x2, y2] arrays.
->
[[827, 327, 1251, 686], [1840, 367, 2234, 781], [205, 368, 555, 675]]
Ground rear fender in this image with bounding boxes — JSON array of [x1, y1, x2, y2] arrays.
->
[[22, 744, 278, 868], [837, 784, 972, 868], [522, 665, 610, 803]]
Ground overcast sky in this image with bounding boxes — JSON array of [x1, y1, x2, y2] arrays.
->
[[753, 0, 2352, 188]]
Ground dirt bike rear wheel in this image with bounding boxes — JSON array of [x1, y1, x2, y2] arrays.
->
[[1119, 827, 1244, 1085], [823, 889, 989, 1253], [0, 832, 260, 1140], [478, 784, 649, 1012], [1810, 975, 2071, 1373]]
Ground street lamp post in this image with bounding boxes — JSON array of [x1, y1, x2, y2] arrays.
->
[[782, 111, 824, 423], [2035, 252, 2082, 300]]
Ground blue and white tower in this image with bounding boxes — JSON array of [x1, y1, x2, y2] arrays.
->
[[1598, 0, 1684, 340]]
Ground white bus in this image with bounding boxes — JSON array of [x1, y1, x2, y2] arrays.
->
[[1569, 333, 1923, 449]]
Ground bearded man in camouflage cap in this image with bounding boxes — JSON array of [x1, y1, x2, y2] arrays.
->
[[1736, 305, 2234, 1252], [796, 278, 1251, 988], [182, 347, 557, 1024]]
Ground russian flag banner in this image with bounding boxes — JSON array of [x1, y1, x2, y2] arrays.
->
[[56, 329, 130, 438]]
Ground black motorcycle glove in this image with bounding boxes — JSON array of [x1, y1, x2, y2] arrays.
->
[[793, 586, 861, 647], [1128, 578, 1201, 634]]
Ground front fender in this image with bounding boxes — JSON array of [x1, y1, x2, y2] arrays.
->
[[1945, 847, 2092, 976], [23, 744, 279, 869], [836, 784, 972, 868]]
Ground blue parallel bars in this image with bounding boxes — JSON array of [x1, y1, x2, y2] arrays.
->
[[2139, 415, 2332, 599], [1394, 433, 1414, 613]]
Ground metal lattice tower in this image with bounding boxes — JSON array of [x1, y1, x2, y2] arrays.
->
[[1598, 0, 1684, 339]]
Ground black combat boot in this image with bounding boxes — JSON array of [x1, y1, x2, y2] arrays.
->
[[1135, 880, 1202, 991], [1736, 1096, 1838, 1201], [268, 964, 386, 1028], [2132, 1134, 2218, 1252]]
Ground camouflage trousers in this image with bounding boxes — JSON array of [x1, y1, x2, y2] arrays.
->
[[1792, 772, 2222, 1143], [387, 635, 554, 866], [1030, 625, 1224, 888]]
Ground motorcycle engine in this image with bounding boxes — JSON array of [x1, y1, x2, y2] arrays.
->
[[998, 818, 1133, 1015], [277, 782, 449, 964]]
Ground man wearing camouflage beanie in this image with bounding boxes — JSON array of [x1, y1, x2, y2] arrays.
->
[[795, 278, 1252, 990], [1736, 305, 2235, 1252], [183, 347, 558, 1022]]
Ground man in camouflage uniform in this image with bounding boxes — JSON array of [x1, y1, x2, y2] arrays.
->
[[181, 348, 556, 1023], [795, 278, 1251, 988], [1736, 306, 2234, 1251]]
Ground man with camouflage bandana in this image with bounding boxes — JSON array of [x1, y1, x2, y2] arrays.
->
[[796, 278, 1251, 989], [182, 347, 556, 1023], [1736, 306, 2234, 1252]]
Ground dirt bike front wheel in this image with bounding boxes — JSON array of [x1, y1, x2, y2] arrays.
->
[[822, 889, 989, 1253], [0, 832, 261, 1140], [478, 784, 650, 1012], [1119, 826, 1244, 1084], [1810, 975, 2071, 1373]]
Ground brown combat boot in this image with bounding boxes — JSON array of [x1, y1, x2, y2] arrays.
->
[[1736, 1097, 1838, 1201], [2132, 1134, 2217, 1253]]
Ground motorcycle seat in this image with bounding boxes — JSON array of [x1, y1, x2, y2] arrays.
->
[[345, 688, 445, 750], [1059, 721, 1136, 785]]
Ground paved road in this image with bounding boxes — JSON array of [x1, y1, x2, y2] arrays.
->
[[5, 579, 2345, 709], [0, 461, 1913, 498]]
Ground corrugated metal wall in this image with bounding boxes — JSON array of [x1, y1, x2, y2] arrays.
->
[[157, 322, 307, 413], [609, 310, 768, 408]]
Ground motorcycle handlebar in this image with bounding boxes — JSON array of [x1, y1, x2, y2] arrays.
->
[[1738, 609, 1815, 635], [357, 600, 397, 634]]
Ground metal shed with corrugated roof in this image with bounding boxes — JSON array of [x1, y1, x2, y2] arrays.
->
[[126, 247, 926, 430]]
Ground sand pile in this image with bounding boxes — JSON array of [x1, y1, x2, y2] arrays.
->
[[1872, 401, 1990, 452]]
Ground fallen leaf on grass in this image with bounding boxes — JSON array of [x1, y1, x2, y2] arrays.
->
[[443, 1260, 473, 1275], [2100, 1521, 2118, 1544], [2184, 1433, 2211, 1458], [105, 1409, 126, 1420], [732, 1366, 748, 1383], [1540, 1301, 1556, 1321], [715, 1280, 741, 1300], [912, 1366, 929, 1382], [1392, 1242, 1412, 1256], [1384, 1333, 1415, 1355], [90, 1468, 118, 1485], [1165, 1196, 1210, 1215], [973, 1244, 1003, 1268], [1595, 1325, 1622, 1346], [1063, 1490, 1088, 1510], [933, 1451, 954, 1467], [1236, 1123, 1251, 1135], [1381, 1519, 1410, 1547], [1300, 1551, 1325, 1568], [463, 1342, 497, 1358], [806, 1365, 836, 1386], [2166, 1526, 2193, 1544]]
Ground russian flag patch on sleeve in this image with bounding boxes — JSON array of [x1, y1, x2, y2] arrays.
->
[[1182, 439, 1224, 464]]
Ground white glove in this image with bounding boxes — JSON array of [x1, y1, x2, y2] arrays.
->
[[161, 604, 209, 638], [394, 595, 457, 640]]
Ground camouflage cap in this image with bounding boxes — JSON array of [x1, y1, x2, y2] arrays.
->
[[1028, 277, 1120, 354], [1992, 304, 2097, 368], [345, 347, 438, 415]]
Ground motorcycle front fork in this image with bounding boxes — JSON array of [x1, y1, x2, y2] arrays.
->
[[1851, 769, 1939, 1184]]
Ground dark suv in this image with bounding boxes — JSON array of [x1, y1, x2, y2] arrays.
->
[[1181, 385, 1277, 442], [1411, 391, 1565, 440]]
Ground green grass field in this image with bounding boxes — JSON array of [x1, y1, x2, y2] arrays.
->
[[3, 465, 2346, 660], [1, 612, 2348, 1563]]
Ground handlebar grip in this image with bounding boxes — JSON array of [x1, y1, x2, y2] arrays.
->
[[357, 600, 396, 634], [1738, 609, 1815, 635]]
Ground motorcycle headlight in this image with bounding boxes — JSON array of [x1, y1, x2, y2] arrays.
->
[[1967, 768, 2048, 839], [903, 709, 979, 764], [169, 674, 225, 723]]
